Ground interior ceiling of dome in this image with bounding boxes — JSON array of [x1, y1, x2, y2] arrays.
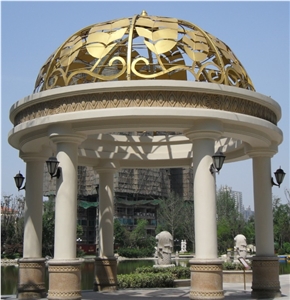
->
[[34, 10, 254, 93]]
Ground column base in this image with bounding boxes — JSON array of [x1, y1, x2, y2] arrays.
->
[[189, 259, 224, 300], [251, 256, 281, 299], [94, 257, 117, 292], [47, 259, 83, 300], [18, 258, 47, 299]]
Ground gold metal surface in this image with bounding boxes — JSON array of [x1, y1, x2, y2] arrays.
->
[[34, 13, 254, 93]]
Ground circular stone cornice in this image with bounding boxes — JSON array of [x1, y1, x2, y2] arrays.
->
[[245, 145, 278, 158], [33, 12, 254, 92], [184, 121, 223, 141], [49, 133, 87, 145], [10, 81, 279, 127]]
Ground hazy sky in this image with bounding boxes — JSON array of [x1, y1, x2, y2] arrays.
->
[[1, 1, 289, 209]]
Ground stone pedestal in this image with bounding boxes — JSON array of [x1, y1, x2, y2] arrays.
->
[[251, 256, 281, 298], [94, 257, 117, 291], [18, 258, 46, 299], [47, 259, 83, 300], [189, 259, 224, 300]]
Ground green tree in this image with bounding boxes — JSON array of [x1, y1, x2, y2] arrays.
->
[[42, 195, 55, 256], [243, 216, 255, 246], [217, 218, 232, 253], [116, 218, 155, 257], [114, 219, 130, 248], [1, 195, 25, 258], [157, 192, 184, 241], [216, 186, 245, 254], [273, 196, 290, 252], [180, 200, 195, 252], [130, 219, 151, 248]]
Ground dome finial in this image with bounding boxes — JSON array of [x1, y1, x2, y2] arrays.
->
[[141, 10, 148, 16]]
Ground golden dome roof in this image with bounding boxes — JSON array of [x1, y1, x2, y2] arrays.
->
[[34, 11, 254, 93]]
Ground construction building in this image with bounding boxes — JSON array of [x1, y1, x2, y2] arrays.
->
[[43, 132, 194, 251]]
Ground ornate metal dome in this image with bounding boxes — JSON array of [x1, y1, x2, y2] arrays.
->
[[34, 11, 255, 93]]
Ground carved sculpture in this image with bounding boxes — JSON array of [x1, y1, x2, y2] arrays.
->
[[234, 234, 247, 259], [155, 231, 173, 265]]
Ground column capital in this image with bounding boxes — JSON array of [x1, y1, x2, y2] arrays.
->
[[48, 124, 86, 145], [94, 160, 120, 173], [184, 120, 223, 141], [245, 145, 278, 158], [20, 148, 51, 163], [49, 132, 86, 145]]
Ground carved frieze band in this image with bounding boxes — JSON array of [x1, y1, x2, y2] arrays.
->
[[14, 91, 277, 126], [190, 290, 224, 297], [19, 263, 44, 268], [47, 290, 81, 297], [252, 281, 281, 289], [18, 283, 45, 290], [252, 260, 279, 267], [190, 264, 223, 272], [48, 265, 81, 272]]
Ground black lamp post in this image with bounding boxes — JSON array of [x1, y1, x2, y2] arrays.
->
[[210, 151, 226, 174], [272, 167, 286, 188], [46, 156, 61, 179], [14, 171, 26, 191]]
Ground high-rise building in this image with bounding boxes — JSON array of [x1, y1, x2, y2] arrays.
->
[[243, 205, 254, 221], [231, 190, 243, 214], [219, 185, 254, 220]]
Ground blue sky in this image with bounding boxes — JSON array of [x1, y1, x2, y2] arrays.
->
[[1, 1, 289, 209]]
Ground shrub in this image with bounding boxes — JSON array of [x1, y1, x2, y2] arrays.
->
[[117, 265, 191, 289], [77, 248, 86, 257], [118, 273, 175, 289], [117, 247, 154, 258], [2, 244, 23, 259], [222, 262, 248, 270], [281, 242, 290, 254], [135, 266, 190, 279]]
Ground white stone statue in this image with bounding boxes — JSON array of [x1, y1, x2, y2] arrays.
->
[[234, 234, 247, 259], [180, 240, 187, 253], [155, 231, 173, 265]]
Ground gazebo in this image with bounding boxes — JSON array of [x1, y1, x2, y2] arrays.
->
[[9, 11, 284, 300]]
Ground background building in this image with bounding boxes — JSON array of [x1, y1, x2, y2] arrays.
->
[[220, 185, 254, 221], [43, 145, 194, 250], [231, 190, 243, 214]]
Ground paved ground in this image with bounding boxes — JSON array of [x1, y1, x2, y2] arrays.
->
[[2, 275, 290, 300]]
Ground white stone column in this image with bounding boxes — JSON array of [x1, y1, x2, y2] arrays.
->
[[47, 129, 86, 300], [250, 151, 281, 298], [98, 170, 115, 258], [53, 139, 79, 259], [22, 157, 45, 258], [192, 138, 218, 259], [94, 161, 119, 292], [18, 153, 48, 299], [185, 121, 224, 300], [252, 156, 274, 256]]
